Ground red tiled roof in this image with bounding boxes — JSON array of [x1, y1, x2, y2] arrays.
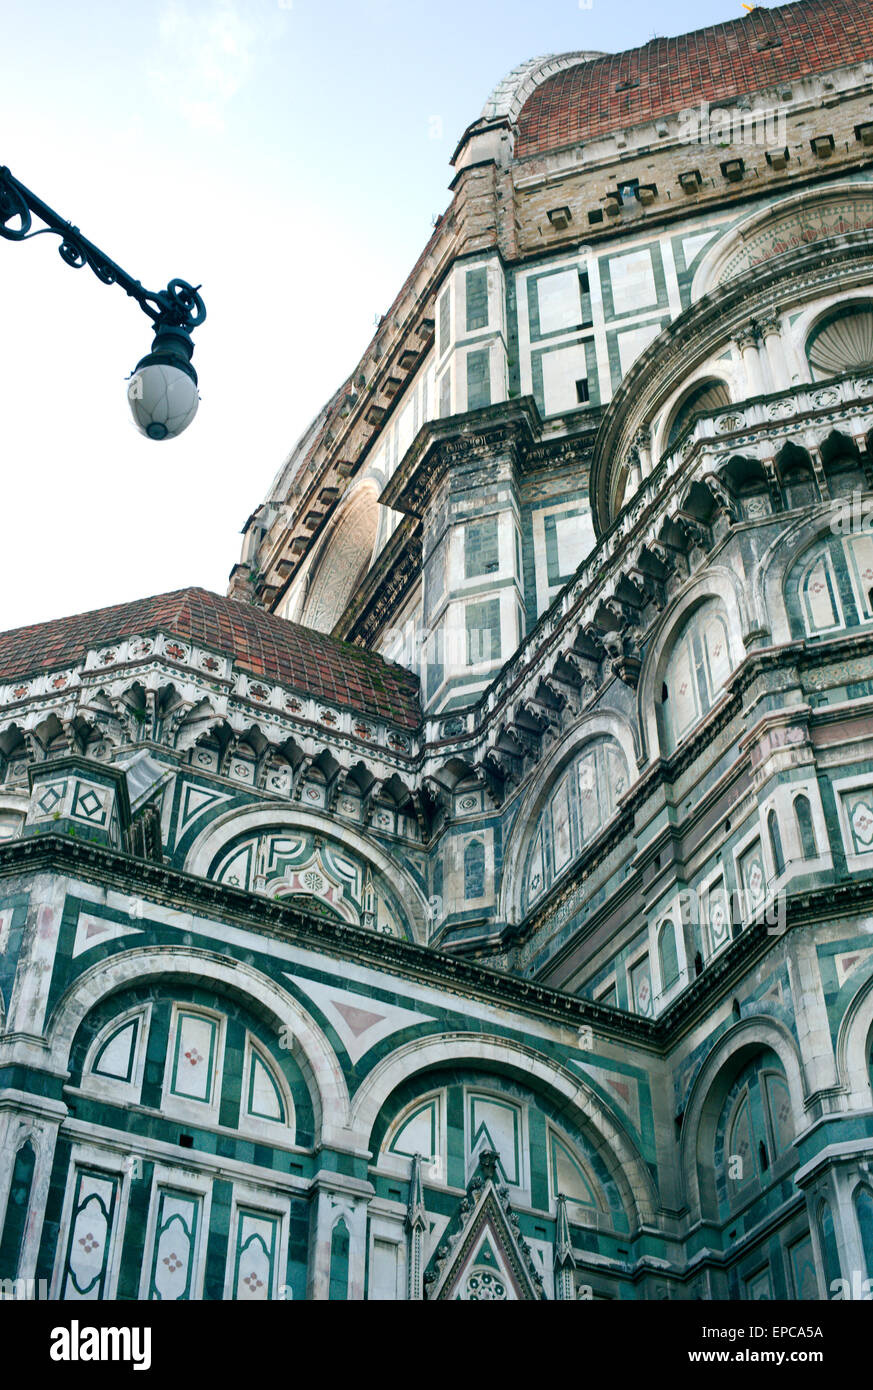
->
[[515, 0, 873, 157], [0, 588, 422, 731]]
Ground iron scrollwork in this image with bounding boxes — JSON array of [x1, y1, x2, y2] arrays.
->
[[0, 164, 206, 334]]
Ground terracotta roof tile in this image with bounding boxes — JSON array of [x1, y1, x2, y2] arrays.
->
[[515, 0, 873, 156], [0, 588, 422, 731]]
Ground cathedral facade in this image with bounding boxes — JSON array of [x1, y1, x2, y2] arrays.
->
[[2, 0, 873, 1300]]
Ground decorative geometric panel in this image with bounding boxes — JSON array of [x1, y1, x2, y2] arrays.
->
[[629, 955, 652, 1018], [739, 840, 766, 914], [389, 1098, 440, 1160], [801, 551, 842, 635], [763, 1072, 794, 1155], [92, 1018, 139, 1083], [570, 1058, 643, 1134], [36, 783, 65, 817], [551, 774, 572, 873], [170, 1013, 218, 1103], [527, 827, 545, 906], [148, 1189, 201, 1300], [842, 789, 873, 856], [284, 973, 433, 1065], [72, 912, 142, 959], [726, 1094, 755, 1189], [247, 1049, 286, 1124], [843, 533, 873, 621], [60, 1169, 120, 1300], [232, 1208, 279, 1301], [790, 1236, 819, 1300], [549, 1133, 599, 1212], [745, 1266, 773, 1300], [468, 1095, 522, 1187], [72, 784, 107, 826], [834, 948, 873, 989], [177, 783, 232, 839], [704, 879, 731, 955]]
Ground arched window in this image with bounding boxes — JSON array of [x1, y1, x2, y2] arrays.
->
[[818, 1200, 842, 1289], [794, 796, 818, 860], [768, 810, 785, 878], [523, 738, 629, 911], [665, 379, 731, 451], [464, 839, 485, 901], [658, 919, 680, 992], [790, 534, 873, 640], [660, 601, 733, 752], [726, 1092, 755, 1194], [854, 1186, 873, 1280], [713, 1054, 795, 1217]]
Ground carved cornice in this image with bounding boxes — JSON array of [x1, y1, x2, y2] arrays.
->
[[4, 833, 870, 1052]]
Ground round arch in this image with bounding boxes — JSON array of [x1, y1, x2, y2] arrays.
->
[[499, 709, 639, 925], [678, 1017, 807, 1222], [299, 481, 380, 634], [656, 376, 733, 462], [44, 947, 351, 1144], [351, 1031, 660, 1227], [690, 183, 873, 301], [637, 567, 749, 764], [758, 510, 846, 647], [836, 971, 873, 1105], [183, 803, 429, 943]]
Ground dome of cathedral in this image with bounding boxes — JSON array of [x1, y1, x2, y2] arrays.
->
[[511, 0, 873, 157]]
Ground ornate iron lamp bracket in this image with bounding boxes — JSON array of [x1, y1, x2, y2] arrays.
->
[[0, 164, 206, 334]]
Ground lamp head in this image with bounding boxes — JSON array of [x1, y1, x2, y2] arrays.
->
[[128, 324, 199, 440]]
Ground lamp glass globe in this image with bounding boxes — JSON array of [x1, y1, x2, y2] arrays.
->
[[128, 364, 199, 440]]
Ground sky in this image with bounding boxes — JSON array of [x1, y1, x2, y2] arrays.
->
[[0, 0, 760, 632]]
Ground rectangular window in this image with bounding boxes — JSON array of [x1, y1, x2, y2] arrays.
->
[[465, 268, 488, 332], [466, 349, 491, 411], [464, 518, 499, 578], [465, 598, 501, 666]]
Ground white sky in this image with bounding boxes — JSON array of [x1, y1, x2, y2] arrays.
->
[[0, 0, 746, 632]]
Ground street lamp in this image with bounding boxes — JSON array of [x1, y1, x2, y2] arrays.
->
[[0, 164, 206, 440]]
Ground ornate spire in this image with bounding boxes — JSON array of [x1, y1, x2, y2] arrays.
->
[[554, 1194, 577, 1300], [406, 1154, 428, 1301]]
